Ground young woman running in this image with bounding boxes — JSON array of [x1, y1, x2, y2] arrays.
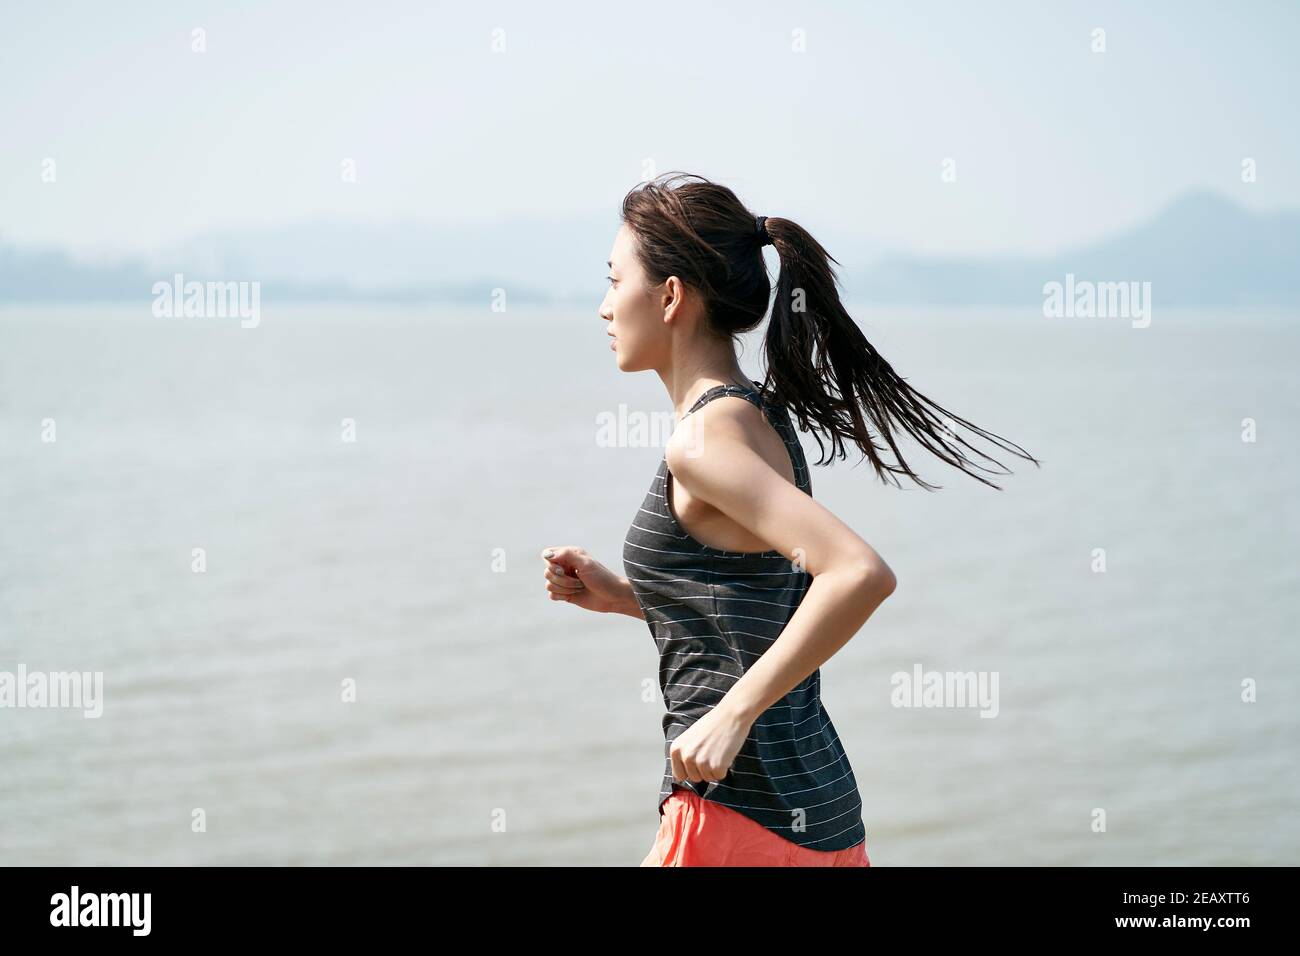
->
[[541, 172, 1039, 867]]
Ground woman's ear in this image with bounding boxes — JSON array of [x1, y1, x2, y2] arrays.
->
[[660, 275, 683, 323], [662, 275, 698, 327]]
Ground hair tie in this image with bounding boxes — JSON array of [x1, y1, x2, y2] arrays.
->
[[754, 216, 773, 247]]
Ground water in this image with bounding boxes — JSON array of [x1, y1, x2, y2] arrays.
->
[[1, 302, 1296, 865]]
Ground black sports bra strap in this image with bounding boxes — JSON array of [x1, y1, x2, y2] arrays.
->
[[685, 381, 764, 417]]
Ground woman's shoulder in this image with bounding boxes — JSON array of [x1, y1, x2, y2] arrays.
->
[[666, 389, 795, 486]]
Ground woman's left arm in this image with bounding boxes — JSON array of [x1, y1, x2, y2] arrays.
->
[[663, 415, 897, 785]]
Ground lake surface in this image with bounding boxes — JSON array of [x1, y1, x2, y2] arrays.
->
[[1, 302, 1296, 865]]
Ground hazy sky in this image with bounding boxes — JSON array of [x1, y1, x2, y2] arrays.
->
[[3, 0, 1297, 260]]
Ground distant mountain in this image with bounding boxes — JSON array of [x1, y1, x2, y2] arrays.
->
[[2, 190, 1295, 306], [847, 190, 1300, 306], [0, 212, 626, 304], [0, 238, 567, 305], [155, 214, 622, 300], [0, 243, 153, 302]]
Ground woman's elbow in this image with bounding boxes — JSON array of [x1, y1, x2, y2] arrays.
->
[[879, 563, 898, 599], [850, 557, 896, 604]]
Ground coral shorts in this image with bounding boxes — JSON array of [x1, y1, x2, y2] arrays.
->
[[639, 784, 870, 867]]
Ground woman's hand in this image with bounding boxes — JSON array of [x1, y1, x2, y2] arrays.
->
[[540, 546, 644, 618], [668, 700, 752, 786]]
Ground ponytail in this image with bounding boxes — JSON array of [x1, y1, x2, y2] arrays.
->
[[762, 218, 1039, 491], [621, 172, 1040, 491]]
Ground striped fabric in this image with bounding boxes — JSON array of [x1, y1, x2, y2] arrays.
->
[[622, 381, 866, 851]]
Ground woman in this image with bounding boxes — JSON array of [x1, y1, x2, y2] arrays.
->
[[541, 172, 1039, 866]]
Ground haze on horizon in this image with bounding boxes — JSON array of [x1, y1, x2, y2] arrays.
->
[[1, 0, 1298, 264]]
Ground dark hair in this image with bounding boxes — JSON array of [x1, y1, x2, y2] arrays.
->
[[620, 171, 1040, 491]]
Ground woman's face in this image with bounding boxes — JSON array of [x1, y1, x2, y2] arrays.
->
[[599, 223, 669, 373]]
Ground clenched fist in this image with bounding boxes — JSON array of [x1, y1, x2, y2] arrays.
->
[[540, 546, 644, 619]]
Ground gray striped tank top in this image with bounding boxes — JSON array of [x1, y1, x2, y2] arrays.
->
[[622, 380, 866, 851]]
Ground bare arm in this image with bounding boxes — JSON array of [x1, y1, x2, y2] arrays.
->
[[608, 575, 645, 619], [665, 412, 895, 728]]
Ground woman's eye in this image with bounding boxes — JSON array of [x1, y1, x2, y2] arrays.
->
[[606, 276, 615, 286]]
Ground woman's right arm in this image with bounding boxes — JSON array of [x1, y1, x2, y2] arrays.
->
[[540, 546, 644, 619]]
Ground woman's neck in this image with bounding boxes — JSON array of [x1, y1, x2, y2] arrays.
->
[[659, 346, 750, 421]]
